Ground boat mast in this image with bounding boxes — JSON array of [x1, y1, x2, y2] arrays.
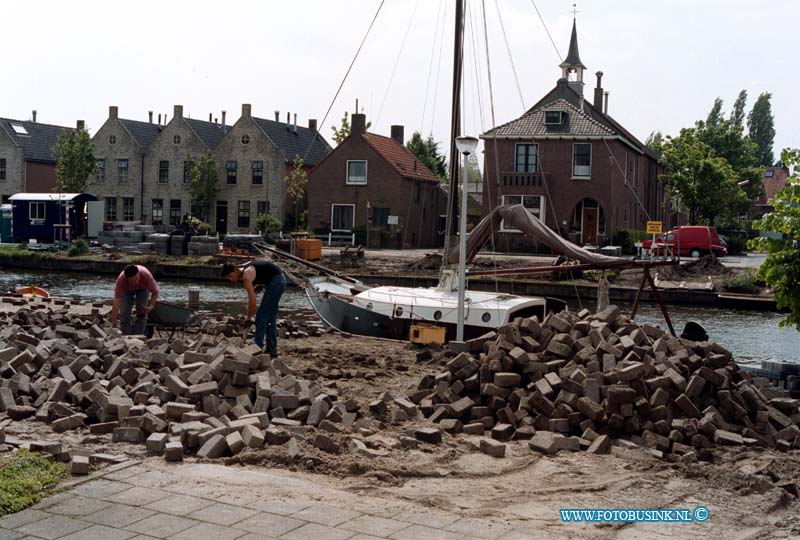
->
[[442, 0, 465, 267]]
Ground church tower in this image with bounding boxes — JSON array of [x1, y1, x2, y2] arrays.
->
[[559, 18, 586, 96]]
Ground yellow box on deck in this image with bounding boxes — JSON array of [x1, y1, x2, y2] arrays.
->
[[296, 238, 322, 261], [409, 324, 446, 345]]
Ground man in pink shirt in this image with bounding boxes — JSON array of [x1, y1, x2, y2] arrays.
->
[[111, 264, 159, 335]]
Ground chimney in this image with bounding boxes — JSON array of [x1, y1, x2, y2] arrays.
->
[[603, 92, 610, 114], [214, 117, 218, 125], [593, 71, 604, 112], [242, 103, 252, 119], [158, 113, 162, 126], [32, 110, 37, 123], [173, 105, 183, 120], [148, 111, 153, 124], [286, 112, 290, 124], [209, 113, 212, 122], [293, 113, 297, 133], [275, 110, 280, 122], [221, 110, 227, 127], [308, 119, 318, 132], [109, 106, 118, 120], [351, 113, 366, 137], [390, 125, 404, 145], [76, 120, 85, 131]]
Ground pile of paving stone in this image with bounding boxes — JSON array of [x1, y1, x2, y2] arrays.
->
[[0, 306, 369, 471], [406, 305, 800, 461]]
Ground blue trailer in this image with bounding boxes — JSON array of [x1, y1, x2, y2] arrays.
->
[[0, 204, 11, 243], [8, 193, 98, 243]]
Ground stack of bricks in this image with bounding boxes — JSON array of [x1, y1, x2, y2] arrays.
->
[[408, 305, 800, 461], [0, 306, 361, 468]]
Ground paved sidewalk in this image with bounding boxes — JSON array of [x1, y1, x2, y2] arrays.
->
[[0, 461, 551, 540]]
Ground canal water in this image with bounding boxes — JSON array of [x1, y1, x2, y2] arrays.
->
[[1, 269, 797, 366]]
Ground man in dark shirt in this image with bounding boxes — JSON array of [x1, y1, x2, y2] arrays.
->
[[221, 260, 286, 355]]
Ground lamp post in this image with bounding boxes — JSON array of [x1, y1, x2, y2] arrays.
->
[[454, 135, 479, 344]]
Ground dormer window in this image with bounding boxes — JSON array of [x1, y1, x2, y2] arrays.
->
[[545, 111, 566, 125], [765, 170, 774, 178]]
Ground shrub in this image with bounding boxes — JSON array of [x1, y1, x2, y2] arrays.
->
[[613, 229, 650, 255], [721, 269, 763, 294], [67, 238, 90, 257], [256, 214, 282, 238]]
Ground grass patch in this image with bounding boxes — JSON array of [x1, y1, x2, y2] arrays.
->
[[0, 450, 67, 516], [721, 268, 764, 294], [0, 246, 52, 264]]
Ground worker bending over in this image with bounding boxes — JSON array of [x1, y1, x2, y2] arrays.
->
[[111, 264, 159, 335]]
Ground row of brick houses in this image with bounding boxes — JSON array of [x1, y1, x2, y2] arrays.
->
[[88, 104, 330, 234]]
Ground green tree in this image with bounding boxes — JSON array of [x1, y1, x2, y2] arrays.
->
[[52, 127, 96, 193], [285, 154, 308, 230], [748, 92, 776, 166], [660, 129, 743, 225], [330, 111, 371, 146], [406, 131, 448, 180], [645, 131, 665, 158], [461, 154, 482, 192], [705, 97, 724, 127], [730, 89, 747, 129], [749, 148, 800, 330], [187, 154, 220, 224]]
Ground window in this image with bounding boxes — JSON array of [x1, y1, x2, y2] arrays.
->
[[159, 161, 169, 183], [117, 159, 128, 182], [11, 124, 28, 136], [765, 170, 774, 178], [0, 158, 5, 180], [241, 134, 250, 145], [29, 202, 45, 221], [238, 201, 250, 228], [183, 161, 192, 184], [152, 199, 164, 225], [105, 197, 117, 221], [173, 135, 181, 145], [545, 111, 565, 125], [257, 201, 268, 216], [515, 144, 538, 173], [346, 160, 367, 185], [373, 207, 390, 228], [109, 135, 116, 145], [572, 143, 592, 178], [226, 161, 238, 184], [170, 200, 181, 226], [95, 159, 105, 182], [252, 161, 264, 184], [331, 204, 355, 231], [501, 195, 545, 232], [122, 198, 135, 221]]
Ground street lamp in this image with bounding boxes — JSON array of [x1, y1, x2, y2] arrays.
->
[[454, 135, 479, 344]]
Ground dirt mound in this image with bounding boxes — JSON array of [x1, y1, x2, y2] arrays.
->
[[661, 255, 731, 278]]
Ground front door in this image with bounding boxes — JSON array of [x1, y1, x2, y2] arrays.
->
[[215, 201, 228, 235], [582, 207, 598, 245]]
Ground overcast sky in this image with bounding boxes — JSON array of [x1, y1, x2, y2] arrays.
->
[[3, 0, 797, 166]]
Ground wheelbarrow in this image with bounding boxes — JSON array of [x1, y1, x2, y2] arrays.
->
[[144, 301, 209, 338]]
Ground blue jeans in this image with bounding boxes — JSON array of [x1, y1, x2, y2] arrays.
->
[[120, 289, 149, 335], [254, 273, 286, 353]]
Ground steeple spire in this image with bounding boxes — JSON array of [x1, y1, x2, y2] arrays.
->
[[559, 16, 586, 95]]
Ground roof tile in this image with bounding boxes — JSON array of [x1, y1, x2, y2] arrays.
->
[[364, 133, 439, 182], [0, 117, 75, 163], [252, 117, 331, 166]]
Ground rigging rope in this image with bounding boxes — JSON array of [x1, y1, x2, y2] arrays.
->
[[429, 0, 449, 135], [376, 0, 421, 125], [493, 0, 526, 110], [420, 0, 446, 133], [602, 139, 652, 221], [529, 0, 562, 61], [302, 0, 385, 163], [466, 0, 486, 130]]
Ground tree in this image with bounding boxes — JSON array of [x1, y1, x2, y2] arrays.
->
[[730, 90, 747, 129], [284, 154, 308, 230], [660, 129, 743, 225], [748, 92, 776, 166], [330, 111, 371, 146], [406, 131, 448, 180], [53, 127, 96, 193], [705, 97, 724, 127], [187, 154, 220, 224], [749, 148, 800, 331], [645, 131, 665, 158], [460, 154, 482, 192]]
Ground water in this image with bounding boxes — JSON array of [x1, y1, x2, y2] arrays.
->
[[1, 269, 798, 365]]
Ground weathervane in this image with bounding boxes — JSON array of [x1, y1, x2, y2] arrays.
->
[[571, 3, 580, 18]]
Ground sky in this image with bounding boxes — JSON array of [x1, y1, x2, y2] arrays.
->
[[3, 0, 797, 167]]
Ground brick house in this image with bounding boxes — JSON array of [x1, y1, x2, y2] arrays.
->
[[749, 166, 790, 219], [0, 113, 80, 202], [89, 104, 330, 234], [307, 114, 446, 248], [481, 20, 667, 249]]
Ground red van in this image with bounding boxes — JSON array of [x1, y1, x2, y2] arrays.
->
[[642, 226, 727, 258]]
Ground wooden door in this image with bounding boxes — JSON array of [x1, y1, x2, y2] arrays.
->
[[582, 207, 598, 245]]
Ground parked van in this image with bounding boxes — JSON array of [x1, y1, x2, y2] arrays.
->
[[642, 226, 727, 258]]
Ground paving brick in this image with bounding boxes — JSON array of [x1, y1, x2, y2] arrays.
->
[[291, 505, 362, 527], [339, 514, 410, 537], [144, 494, 214, 516], [479, 438, 506, 458], [46, 495, 111, 516], [57, 525, 137, 540], [0, 509, 50, 529], [445, 517, 515, 539], [84, 504, 156, 528], [0, 528, 23, 540], [188, 502, 258, 526], [124, 513, 198, 538], [281, 523, 354, 540], [105, 487, 171, 507], [390, 524, 477, 540], [242, 501, 310, 516], [168, 522, 245, 540], [16, 516, 90, 540], [232, 513, 305, 536], [165, 442, 184, 462]]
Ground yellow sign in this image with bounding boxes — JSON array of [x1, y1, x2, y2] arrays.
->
[[646, 221, 662, 234]]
